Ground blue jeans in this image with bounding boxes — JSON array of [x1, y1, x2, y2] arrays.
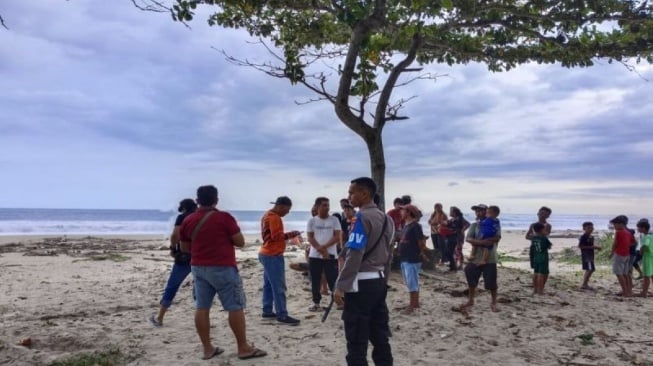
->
[[258, 254, 287, 318], [160, 262, 192, 308]]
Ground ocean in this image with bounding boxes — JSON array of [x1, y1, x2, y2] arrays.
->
[[0, 208, 626, 236]]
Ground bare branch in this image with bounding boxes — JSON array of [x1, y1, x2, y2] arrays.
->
[[617, 59, 649, 81], [0, 13, 8, 30], [374, 32, 421, 130], [130, 0, 169, 12], [215, 45, 339, 106]]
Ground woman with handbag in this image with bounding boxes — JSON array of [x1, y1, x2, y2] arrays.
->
[[150, 198, 197, 327]]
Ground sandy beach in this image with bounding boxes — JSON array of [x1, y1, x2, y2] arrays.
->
[[1, 232, 652, 366]]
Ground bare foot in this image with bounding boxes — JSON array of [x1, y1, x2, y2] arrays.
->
[[490, 303, 500, 312], [402, 306, 415, 315], [459, 300, 474, 310]]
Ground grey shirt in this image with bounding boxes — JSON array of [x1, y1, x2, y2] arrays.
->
[[335, 203, 395, 292], [466, 221, 501, 264]]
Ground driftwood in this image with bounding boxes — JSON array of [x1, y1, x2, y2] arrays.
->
[[419, 271, 466, 284]]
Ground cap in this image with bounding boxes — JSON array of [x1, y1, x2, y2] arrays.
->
[[400, 204, 421, 218], [270, 196, 292, 206], [610, 215, 628, 225], [471, 204, 488, 210]]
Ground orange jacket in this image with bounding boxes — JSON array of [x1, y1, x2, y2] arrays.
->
[[260, 210, 287, 256]]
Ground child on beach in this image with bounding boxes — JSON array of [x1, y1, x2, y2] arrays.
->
[[579, 222, 601, 290], [636, 219, 652, 297], [468, 205, 500, 265], [398, 204, 427, 314], [530, 222, 552, 295], [610, 215, 636, 297]]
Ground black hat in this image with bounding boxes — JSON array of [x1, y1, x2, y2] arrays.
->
[[610, 215, 628, 225], [271, 196, 292, 206]]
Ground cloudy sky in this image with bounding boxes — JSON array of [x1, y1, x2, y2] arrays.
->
[[1, 1, 652, 215]]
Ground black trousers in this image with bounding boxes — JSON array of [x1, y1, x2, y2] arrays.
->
[[431, 234, 445, 262], [342, 278, 393, 366], [444, 235, 457, 270], [308, 257, 338, 304]]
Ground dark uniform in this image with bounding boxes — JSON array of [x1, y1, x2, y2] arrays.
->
[[335, 203, 394, 366]]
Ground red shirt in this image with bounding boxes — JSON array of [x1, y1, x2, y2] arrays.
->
[[387, 208, 403, 231], [613, 228, 634, 257], [179, 208, 241, 268]]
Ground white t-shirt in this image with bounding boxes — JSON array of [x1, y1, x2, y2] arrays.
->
[[307, 215, 341, 258]]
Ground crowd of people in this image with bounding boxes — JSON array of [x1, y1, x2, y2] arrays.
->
[[148, 180, 653, 365]]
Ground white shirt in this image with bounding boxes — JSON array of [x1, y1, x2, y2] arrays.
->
[[306, 215, 341, 258]]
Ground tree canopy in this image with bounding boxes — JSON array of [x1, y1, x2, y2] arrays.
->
[[139, 0, 653, 208]]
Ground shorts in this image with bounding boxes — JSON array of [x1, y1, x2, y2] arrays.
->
[[192, 265, 246, 311], [464, 263, 497, 290], [533, 261, 549, 275], [630, 254, 642, 267], [582, 260, 595, 271], [400, 262, 421, 292], [612, 255, 630, 276]]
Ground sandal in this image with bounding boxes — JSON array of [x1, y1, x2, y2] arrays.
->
[[202, 347, 224, 360], [238, 348, 267, 360]]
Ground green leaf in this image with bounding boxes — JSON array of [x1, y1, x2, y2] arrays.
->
[[441, 0, 453, 10]]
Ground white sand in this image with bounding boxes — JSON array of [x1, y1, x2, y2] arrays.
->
[[0, 232, 652, 365]]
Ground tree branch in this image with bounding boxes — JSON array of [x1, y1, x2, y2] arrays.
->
[[130, 0, 169, 12], [0, 14, 8, 30], [374, 32, 421, 130]]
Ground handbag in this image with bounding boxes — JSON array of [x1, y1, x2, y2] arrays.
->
[[174, 210, 215, 265]]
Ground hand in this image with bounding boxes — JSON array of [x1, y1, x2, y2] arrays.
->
[[334, 288, 345, 306]]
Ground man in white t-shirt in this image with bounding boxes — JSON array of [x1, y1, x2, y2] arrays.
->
[[307, 197, 342, 311]]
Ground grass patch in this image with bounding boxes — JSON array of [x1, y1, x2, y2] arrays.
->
[[555, 247, 581, 264], [497, 252, 520, 262], [553, 232, 614, 265], [48, 348, 125, 366], [73, 253, 130, 263], [594, 232, 614, 264]]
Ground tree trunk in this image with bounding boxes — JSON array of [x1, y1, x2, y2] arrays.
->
[[365, 131, 386, 211]]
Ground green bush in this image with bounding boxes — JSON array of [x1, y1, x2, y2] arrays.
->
[[594, 232, 614, 264]]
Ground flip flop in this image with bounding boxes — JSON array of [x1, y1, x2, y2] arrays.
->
[[149, 313, 162, 328], [202, 347, 225, 360], [238, 348, 267, 360]]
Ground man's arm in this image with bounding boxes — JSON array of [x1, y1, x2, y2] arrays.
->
[[180, 240, 191, 253], [525, 224, 534, 240], [321, 220, 341, 249], [266, 214, 286, 242], [170, 226, 180, 250], [231, 232, 245, 248]]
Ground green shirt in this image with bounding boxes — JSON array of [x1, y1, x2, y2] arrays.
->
[[530, 235, 552, 263]]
